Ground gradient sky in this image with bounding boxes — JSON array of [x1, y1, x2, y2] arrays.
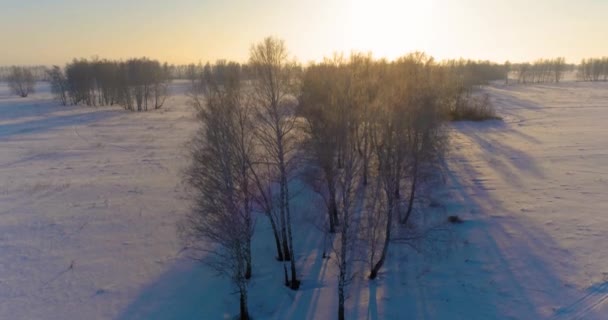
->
[[1, 0, 607, 65]]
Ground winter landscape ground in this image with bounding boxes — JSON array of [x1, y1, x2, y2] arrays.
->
[[1, 79, 607, 320]]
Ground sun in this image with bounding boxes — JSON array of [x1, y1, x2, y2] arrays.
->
[[349, 0, 435, 59]]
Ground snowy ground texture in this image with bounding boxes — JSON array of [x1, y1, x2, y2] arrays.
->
[[1, 80, 607, 319]]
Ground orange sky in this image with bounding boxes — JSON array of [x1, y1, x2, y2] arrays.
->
[[1, 0, 607, 65]]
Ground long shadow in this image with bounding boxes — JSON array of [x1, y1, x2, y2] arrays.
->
[[452, 121, 545, 189], [271, 179, 337, 320], [407, 121, 602, 319], [0, 97, 65, 122], [359, 112, 598, 319], [0, 109, 120, 139], [485, 86, 548, 112], [118, 179, 334, 320], [483, 86, 551, 125], [366, 152, 587, 319], [118, 115, 599, 319], [117, 259, 232, 320]]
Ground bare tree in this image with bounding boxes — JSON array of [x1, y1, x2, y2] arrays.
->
[[553, 57, 566, 83], [367, 106, 404, 279], [300, 58, 362, 316], [350, 53, 380, 187], [401, 90, 447, 224], [517, 63, 530, 84], [186, 63, 198, 88], [249, 36, 301, 289], [181, 61, 255, 320], [46, 66, 69, 105], [299, 59, 344, 233], [249, 157, 286, 261], [334, 119, 361, 320], [8, 66, 35, 98], [367, 56, 428, 279]]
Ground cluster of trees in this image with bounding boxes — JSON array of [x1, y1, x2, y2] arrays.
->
[[182, 61, 299, 91], [513, 57, 567, 84], [182, 38, 463, 320], [47, 58, 170, 111], [6, 66, 36, 97], [579, 57, 608, 81], [441, 59, 506, 86], [0, 65, 47, 82]]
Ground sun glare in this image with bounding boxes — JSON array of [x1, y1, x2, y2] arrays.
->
[[349, 0, 434, 59]]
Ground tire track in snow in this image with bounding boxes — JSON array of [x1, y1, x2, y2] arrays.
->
[[551, 281, 608, 320], [572, 294, 608, 320]]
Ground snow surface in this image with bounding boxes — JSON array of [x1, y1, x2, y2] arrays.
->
[[0, 80, 607, 319]]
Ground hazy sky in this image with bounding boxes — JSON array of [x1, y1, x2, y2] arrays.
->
[[1, 0, 607, 65]]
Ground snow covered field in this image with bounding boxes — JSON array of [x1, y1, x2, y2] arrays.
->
[[1, 80, 607, 319]]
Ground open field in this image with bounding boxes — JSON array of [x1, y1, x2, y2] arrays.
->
[[1, 80, 607, 319]]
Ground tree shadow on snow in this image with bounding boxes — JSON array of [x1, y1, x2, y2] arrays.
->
[[344, 116, 604, 319], [117, 259, 234, 320], [0, 109, 120, 139], [409, 124, 604, 319], [451, 120, 545, 189]]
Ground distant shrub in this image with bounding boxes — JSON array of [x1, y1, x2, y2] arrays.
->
[[8, 66, 36, 98], [448, 93, 501, 122]]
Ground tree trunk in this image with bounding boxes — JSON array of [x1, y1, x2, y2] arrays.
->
[[402, 160, 418, 225], [362, 161, 368, 186], [338, 208, 348, 320], [269, 216, 284, 261], [239, 290, 249, 320], [245, 239, 252, 280], [393, 185, 401, 224], [284, 175, 299, 290], [403, 172, 417, 225], [370, 203, 393, 279], [287, 207, 299, 289], [338, 283, 345, 320], [279, 183, 291, 261], [284, 263, 290, 286], [277, 139, 291, 262], [328, 190, 338, 233]]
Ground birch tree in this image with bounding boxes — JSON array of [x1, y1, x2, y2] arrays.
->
[[181, 61, 255, 319], [249, 37, 301, 289]]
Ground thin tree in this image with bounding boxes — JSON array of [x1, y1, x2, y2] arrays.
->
[[299, 60, 343, 233], [401, 90, 447, 224], [553, 57, 566, 83], [181, 61, 255, 320], [334, 115, 361, 320], [350, 53, 380, 187], [367, 58, 418, 279], [249, 36, 301, 289], [46, 66, 69, 105], [504, 61, 511, 84]]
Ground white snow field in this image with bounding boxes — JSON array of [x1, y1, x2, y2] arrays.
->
[[1, 80, 607, 319]]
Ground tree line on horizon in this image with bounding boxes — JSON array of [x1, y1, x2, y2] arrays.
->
[[578, 57, 608, 81], [510, 57, 568, 84], [5, 56, 606, 101], [46, 58, 170, 111]]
